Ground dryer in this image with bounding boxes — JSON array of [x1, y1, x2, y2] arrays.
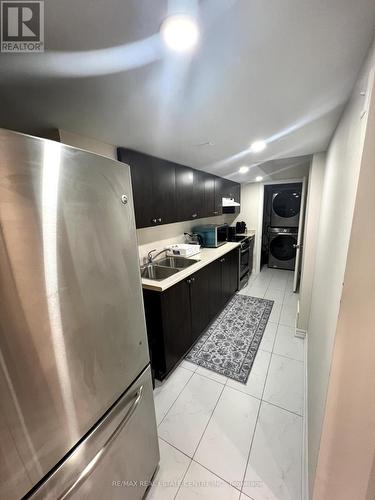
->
[[271, 189, 301, 227], [268, 227, 298, 270]]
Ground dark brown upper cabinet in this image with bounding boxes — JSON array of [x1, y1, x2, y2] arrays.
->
[[213, 176, 224, 216], [175, 167, 208, 221], [222, 178, 241, 214], [201, 171, 215, 217], [117, 148, 176, 228], [222, 179, 235, 198], [117, 148, 240, 228]]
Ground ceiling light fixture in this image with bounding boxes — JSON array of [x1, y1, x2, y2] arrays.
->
[[239, 166, 249, 174], [255, 176, 263, 182], [160, 15, 200, 53], [250, 140, 267, 153]]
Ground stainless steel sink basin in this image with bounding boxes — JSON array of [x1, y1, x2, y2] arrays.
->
[[155, 256, 200, 269], [140, 264, 180, 281]]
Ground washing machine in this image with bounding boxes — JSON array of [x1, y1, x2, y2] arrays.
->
[[271, 189, 301, 227], [268, 227, 298, 270]]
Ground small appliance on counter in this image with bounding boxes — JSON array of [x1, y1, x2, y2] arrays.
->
[[184, 232, 203, 246], [167, 243, 201, 257], [192, 223, 228, 248], [236, 221, 247, 234]]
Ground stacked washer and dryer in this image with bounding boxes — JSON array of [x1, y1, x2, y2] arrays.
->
[[267, 186, 302, 270]]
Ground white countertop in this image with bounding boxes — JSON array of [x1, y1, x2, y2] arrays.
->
[[142, 231, 255, 292]]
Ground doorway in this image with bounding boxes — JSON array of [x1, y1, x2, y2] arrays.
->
[[259, 180, 307, 292]]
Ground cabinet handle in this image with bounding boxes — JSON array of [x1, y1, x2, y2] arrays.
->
[[220, 258, 225, 263], [192, 214, 197, 218], [186, 278, 192, 284], [191, 277, 195, 283], [152, 218, 157, 224], [157, 218, 162, 223], [213, 211, 218, 215]]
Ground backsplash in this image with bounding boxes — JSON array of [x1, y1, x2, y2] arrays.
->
[[137, 215, 236, 264]]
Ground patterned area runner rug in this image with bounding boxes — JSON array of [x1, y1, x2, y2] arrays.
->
[[186, 295, 274, 383]]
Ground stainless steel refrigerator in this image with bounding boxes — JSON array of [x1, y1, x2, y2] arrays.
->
[[0, 129, 159, 499]]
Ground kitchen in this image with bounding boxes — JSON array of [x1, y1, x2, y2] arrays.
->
[[1, 2, 375, 500]]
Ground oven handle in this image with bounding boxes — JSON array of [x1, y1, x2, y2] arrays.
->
[[272, 232, 297, 237]]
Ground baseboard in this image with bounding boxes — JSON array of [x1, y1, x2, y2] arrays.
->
[[296, 328, 307, 338], [302, 332, 309, 500], [295, 300, 306, 338]]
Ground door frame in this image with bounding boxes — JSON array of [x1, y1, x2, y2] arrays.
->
[[293, 177, 308, 292], [255, 178, 306, 276]]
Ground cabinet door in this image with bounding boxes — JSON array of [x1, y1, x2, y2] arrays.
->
[[233, 183, 241, 214], [220, 254, 232, 307], [221, 249, 239, 306], [222, 179, 234, 198], [233, 183, 241, 203], [228, 248, 240, 294], [175, 167, 206, 221], [161, 279, 192, 373], [117, 149, 153, 228], [117, 149, 176, 228], [190, 265, 212, 343], [208, 258, 222, 320], [214, 176, 223, 215], [201, 173, 215, 217], [192, 170, 206, 220], [175, 165, 194, 221], [152, 158, 176, 225]]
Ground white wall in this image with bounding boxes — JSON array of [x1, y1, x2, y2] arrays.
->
[[308, 39, 375, 497], [312, 54, 375, 500], [233, 183, 262, 273], [297, 153, 326, 331], [57, 129, 117, 159], [264, 162, 310, 182]]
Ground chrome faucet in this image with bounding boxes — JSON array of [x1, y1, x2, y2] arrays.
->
[[147, 248, 168, 264]]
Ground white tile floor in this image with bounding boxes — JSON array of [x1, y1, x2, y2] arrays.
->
[[147, 267, 305, 500]]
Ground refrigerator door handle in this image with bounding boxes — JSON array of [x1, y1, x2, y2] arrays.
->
[[60, 386, 144, 499]]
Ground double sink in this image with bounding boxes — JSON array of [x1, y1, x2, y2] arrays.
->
[[141, 256, 200, 281]]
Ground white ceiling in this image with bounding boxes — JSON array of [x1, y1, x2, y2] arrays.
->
[[0, 0, 374, 182]]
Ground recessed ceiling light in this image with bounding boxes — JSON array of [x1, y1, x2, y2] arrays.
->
[[250, 140, 267, 153], [239, 166, 249, 174], [255, 176, 263, 182], [160, 15, 200, 52]]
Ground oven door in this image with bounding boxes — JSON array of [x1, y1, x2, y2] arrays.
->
[[240, 247, 250, 276]]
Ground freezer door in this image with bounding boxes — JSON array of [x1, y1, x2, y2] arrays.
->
[[30, 366, 159, 500], [0, 129, 150, 496]]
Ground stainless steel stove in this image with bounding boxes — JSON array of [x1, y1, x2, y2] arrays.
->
[[228, 234, 254, 289]]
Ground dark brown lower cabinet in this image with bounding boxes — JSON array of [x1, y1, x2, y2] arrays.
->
[[190, 264, 212, 343], [143, 248, 239, 380], [220, 248, 239, 307]]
